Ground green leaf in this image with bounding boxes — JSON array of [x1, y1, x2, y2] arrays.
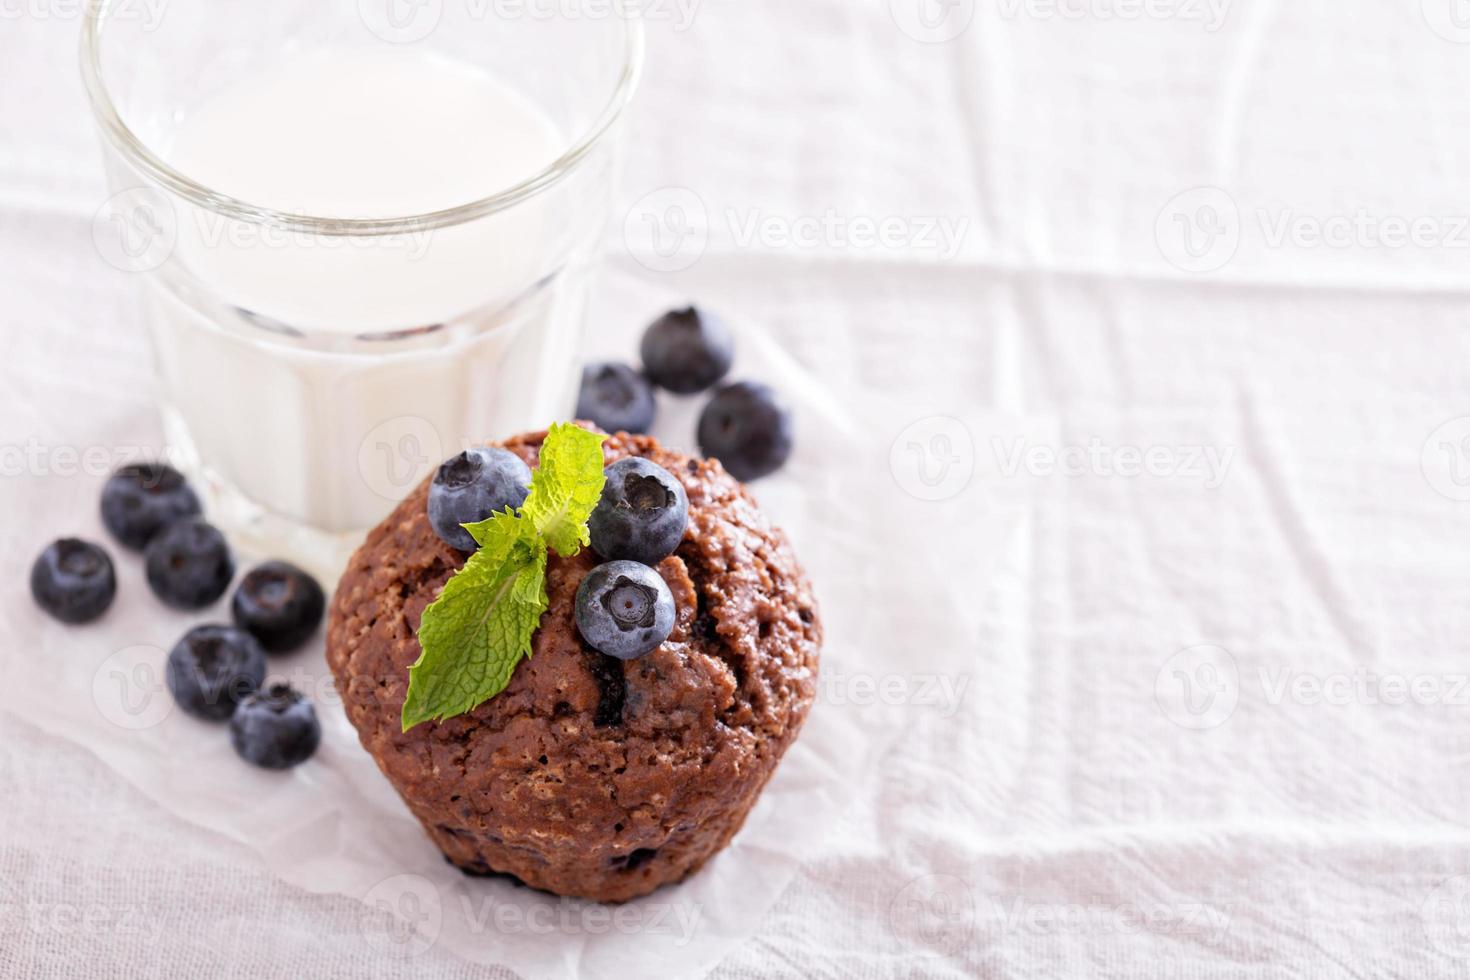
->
[[403, 423, 607, 730], [522, 421, 608, 557], [401, 511, 548, 731]]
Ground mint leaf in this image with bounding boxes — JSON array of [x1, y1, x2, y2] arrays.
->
[[402, 511, 547, 731], [523, 421, 608, 557], [401, 423, 607, 731]]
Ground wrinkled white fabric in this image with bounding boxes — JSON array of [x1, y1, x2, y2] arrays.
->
[[7, 0, 1470, 976]]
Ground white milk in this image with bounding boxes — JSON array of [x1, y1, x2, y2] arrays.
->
[[147, 47, 594, 566]]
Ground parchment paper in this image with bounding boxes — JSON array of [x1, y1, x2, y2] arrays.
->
[[0, 272, 971, 977]]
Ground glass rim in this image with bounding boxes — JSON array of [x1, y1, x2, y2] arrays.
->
[[79, 2, 645, 236]]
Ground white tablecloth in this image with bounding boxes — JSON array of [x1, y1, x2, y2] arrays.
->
[[7, 0, 1470, 976]]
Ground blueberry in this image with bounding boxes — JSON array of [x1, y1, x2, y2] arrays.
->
[[574, 561, 676, 661], [144, 518, 235, 609], [100, 463, 201, 550], [230, 684, 321, 769], [30, 538, 116, 624], [696, 381, 794, 481], [576, 362, 656, 434], [639, 307, 735, 395], [231, 561, 326, 654], [588, 457, 689, 565], [428, 448, 533, 551], [166, 624, 266, 721]]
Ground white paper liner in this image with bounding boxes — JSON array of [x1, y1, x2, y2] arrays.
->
[[0, 272, 977, 977]]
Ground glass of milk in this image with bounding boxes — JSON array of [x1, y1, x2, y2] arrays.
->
[[81, 0, 643, 574]]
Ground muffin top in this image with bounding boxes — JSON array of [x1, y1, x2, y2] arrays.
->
[[326, 429, 821, 858]]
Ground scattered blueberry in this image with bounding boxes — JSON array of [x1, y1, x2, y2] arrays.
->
[[100, 463, 201, 550], [696, 380, 794, 481], [574, 560, 676, 661], [231, 561, 325, 654], [639, 307, 735, 395], [428, 448, 533, 551], [230, 683, 322, 769], [144, 518, 235, 609], [589, 457, 689, 565], [165, 624, 266, 721], [30, 538, 116, 624], [576, 362, 656, 434]]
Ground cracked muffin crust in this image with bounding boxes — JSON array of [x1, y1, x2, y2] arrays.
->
[[326, 429, 821, 902]]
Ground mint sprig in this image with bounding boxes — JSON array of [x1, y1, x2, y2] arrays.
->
[[522, 422, 609, 555], [401, 423, 607, 731]]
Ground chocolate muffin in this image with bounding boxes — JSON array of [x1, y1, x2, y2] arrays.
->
[[326, 429, 821, 902]]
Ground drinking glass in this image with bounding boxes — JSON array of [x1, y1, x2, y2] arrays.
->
[[81, 0, 643, 573]]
